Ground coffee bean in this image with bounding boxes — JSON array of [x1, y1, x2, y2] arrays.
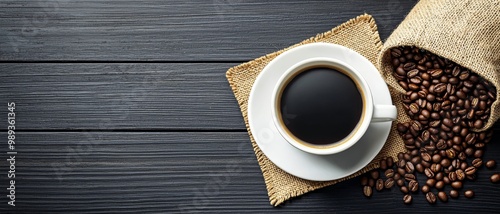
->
[[409, 103, 420, 114], [385, 169, 394, 178], [397, 179, 405, 187], [371, 170, 380, 179], [405, 174, 416, 181], [363, 186, 373, 197], [472, 158, 483, 168], [491, 174, 500, 183], [421, 185, 430, 194], [407, 69, 419, 78], [404, 62, 417, 71], [394, 173, 401, 180], [376, 179, 384, 191], [485, 160, 496, 169], [398, 168, 406, 176], [391, 48, 402, 58], [398, 159, 406, 168], [426, 178, 436, 187], [464, 190, 474, 199], [379, 159, 387, 170], [406, 162, 415, 173], [456, 169, 466, 181], [435, 181, 445, 190], [408, 180, 419, 192], [400, 186, 409, 194], [434, 83, 447, 94], [403, 194, 412, 204], [465, 166, 476, 175], [426, 192, 437, 204], [435, 172, 444, 181], [438, 191, 448, 202], [432, 154, 442, 163], [360, 176, 368, 186], [416, 163, 424, 173], [474, 150, 484, 158], [431, 163, 442, 173], [448, 171, 457, 181], [449, 190, 459, 199], [385, 178, 395, 189], [451, 181, 463, 189], [368, 178, 375, 187], [424, 168, 435, 178]]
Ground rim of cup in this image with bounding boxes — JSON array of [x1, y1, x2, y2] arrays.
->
[[271, 57, 374, 155]]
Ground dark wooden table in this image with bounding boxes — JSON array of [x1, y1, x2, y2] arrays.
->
[[1, 0, 499, 213]]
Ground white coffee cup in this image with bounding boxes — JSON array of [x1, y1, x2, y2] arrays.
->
[[271, 57, 397, 155]]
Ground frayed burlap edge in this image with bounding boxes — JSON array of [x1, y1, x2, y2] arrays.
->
[[226, 14, 406, 206]]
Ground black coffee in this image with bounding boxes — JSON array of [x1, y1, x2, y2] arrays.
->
[[279, 66, 363, 145]]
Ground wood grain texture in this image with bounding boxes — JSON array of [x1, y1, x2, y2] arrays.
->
[[0, 63, 245, 130], [0, 132, 499, 213], [0, 0, 417, 61]]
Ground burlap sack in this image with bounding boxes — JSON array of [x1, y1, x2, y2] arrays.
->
[[378, 0, 500, 131], [226, 14, 406, 206]]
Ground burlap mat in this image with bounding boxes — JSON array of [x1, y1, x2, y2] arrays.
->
[[226, 14, 406, 206], [378, 0, 500, 132]]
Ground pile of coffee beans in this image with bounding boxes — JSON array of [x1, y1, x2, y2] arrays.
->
[[361, 46, 498, 204]]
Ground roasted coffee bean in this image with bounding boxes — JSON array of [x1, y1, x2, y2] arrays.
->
[[421, 185, 430, 194], [446, 149, 456, 159], [485, 160, 496, 169], [406, 162, 415, 173], [403, 194, 412, 204], [432, 154, 442, 163], [472, 158, 483, 168], [368, 178, 375, 187], [397, 179, 405, 187], [441, 159, 451, 168], [448, 171, 457, 181], [398, 168, 406, 176], [456, 169, 466, 181], [435, 172, 444, 181], [435, 181, 445, 190], [397, 123, 408, 133], [385, 178, 395, 189], [405, 174, 416, 181], [404, 62, 417, 71], [451, 181, 463, 189], [363, 186, 373, 197], [426, 192, 437, 204], [416, 163, 424, 173], [400, 186, 409, 194], [438, 191, 448, 202], [379, 159, 388, 170], [408, 180, 419, 192], [464, 190, 474, 199], [360, 176, 369, 186], [474, 150, 484, 158], [385, 169, 394, 178], [394, 173, 401, 180], [425, 168, 435, 178], [426, 178, 436, 187], [449, 190, 459, 199], [376, 179, 384, 191], [371, 170, 380, 179], [431, 163, 442, 173], [491, 174, 500, 183]]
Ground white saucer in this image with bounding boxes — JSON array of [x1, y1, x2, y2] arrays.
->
[[248, 43, 393, 181]]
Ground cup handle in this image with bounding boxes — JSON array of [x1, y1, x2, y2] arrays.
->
[[372, 105, 397, 122]]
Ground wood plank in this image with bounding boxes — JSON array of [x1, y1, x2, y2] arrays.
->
[[0, 63, 245, 130], [0, 131, 500, 213], [0, 0, 418, 61]]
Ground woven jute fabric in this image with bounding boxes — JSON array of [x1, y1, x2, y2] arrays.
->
[[378, 0, 500, 132], [226, 14, 406, 206]]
